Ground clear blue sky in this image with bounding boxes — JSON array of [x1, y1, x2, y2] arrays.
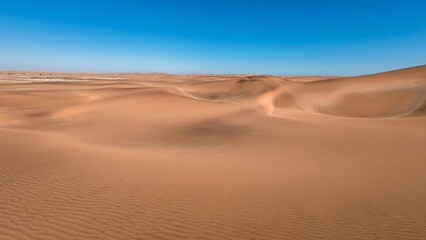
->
[[0, 0, 425, 75]]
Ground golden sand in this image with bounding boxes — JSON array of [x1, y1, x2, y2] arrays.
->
[[0, 66, 425, 239]]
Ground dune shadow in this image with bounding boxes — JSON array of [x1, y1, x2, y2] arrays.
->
[[170, 119, 251, 146]]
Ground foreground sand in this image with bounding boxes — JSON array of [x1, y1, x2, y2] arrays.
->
[[0, 66, 425, 239]]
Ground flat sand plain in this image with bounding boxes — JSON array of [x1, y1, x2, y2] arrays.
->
[[0, 65, 426, 239]]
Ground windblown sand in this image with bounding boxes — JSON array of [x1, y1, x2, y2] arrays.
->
[[1, 66, 426, 239]]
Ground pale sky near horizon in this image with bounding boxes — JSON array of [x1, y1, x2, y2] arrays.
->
[[0, 0, 425, 75]]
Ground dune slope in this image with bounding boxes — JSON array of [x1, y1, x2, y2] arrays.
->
[[283, 65, 426, 118]]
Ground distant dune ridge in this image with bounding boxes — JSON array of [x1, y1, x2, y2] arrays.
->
[[1, 65, 425, 119], [285, 65, 426, 118], [0, 66, 426, 239]]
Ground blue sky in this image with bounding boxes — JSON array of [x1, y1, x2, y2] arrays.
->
[[0, 0, 425, 75]]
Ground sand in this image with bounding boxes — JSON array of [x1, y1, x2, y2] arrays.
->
[[0, 66, 425, 239]]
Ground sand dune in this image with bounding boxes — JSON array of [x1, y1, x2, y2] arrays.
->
[[282, 65, 426, 118], [1, 66, 426, 239]]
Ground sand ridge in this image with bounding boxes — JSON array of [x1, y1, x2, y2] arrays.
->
[[0, 65, 426, 239]]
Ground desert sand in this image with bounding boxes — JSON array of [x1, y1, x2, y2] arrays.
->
[[0, 65, 426, 239]]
